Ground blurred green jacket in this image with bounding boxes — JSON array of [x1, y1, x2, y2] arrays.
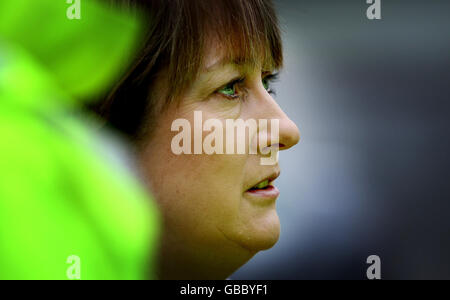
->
[[0, 0, 159, 279]]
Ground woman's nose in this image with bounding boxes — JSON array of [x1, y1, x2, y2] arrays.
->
[[278, 112, 300, 151], [258, 96, 300, 151], [255, 104, 300, 166], [252, 80, 300, 152]]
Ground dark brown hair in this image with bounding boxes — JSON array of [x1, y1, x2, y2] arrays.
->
[[93, 0, 283, 142]]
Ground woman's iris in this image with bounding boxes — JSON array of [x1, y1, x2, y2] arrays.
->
[[219, 83, 237, 97]]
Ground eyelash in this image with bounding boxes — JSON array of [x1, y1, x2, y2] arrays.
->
[[216, 73, 278, 101], [263, 73, 279, 95]]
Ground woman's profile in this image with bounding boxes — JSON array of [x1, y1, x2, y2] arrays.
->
[[93, 0, 300, 279]]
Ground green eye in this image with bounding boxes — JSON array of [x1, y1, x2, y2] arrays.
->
[[217, 78, 244, 99], [262, 78, 270, 91], [218, 83, 237, 97], [262, 73, 279, 94]]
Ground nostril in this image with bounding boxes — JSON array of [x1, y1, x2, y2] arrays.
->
[[260, 143, 285, 155]]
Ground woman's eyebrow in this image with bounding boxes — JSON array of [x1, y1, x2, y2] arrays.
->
[[198, 60, 242, 85], [204, 57, 248, 72], [190, 65, 242, 98], [198, 69, 241, 92]]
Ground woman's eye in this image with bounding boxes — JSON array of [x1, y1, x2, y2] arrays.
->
[[216, 74, 277, 100], [262, 78, 270, 91], [217, 78, 244, 99], [218, 83, 237, 97], [262, 73, 279, 95]]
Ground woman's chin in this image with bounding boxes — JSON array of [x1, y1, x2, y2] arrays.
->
[[236, 211, 281, 252]]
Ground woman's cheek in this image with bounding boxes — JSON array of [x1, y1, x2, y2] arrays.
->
[[143, 102, 250, 241], [161, 153, 244, 222]]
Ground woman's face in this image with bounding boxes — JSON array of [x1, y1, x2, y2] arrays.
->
[[138, 41, 300, 278]]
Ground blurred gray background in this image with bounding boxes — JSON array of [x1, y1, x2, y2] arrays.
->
[[232, 0, 450, 279]]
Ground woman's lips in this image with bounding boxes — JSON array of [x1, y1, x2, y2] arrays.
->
[[244, 185, 280, 204]]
